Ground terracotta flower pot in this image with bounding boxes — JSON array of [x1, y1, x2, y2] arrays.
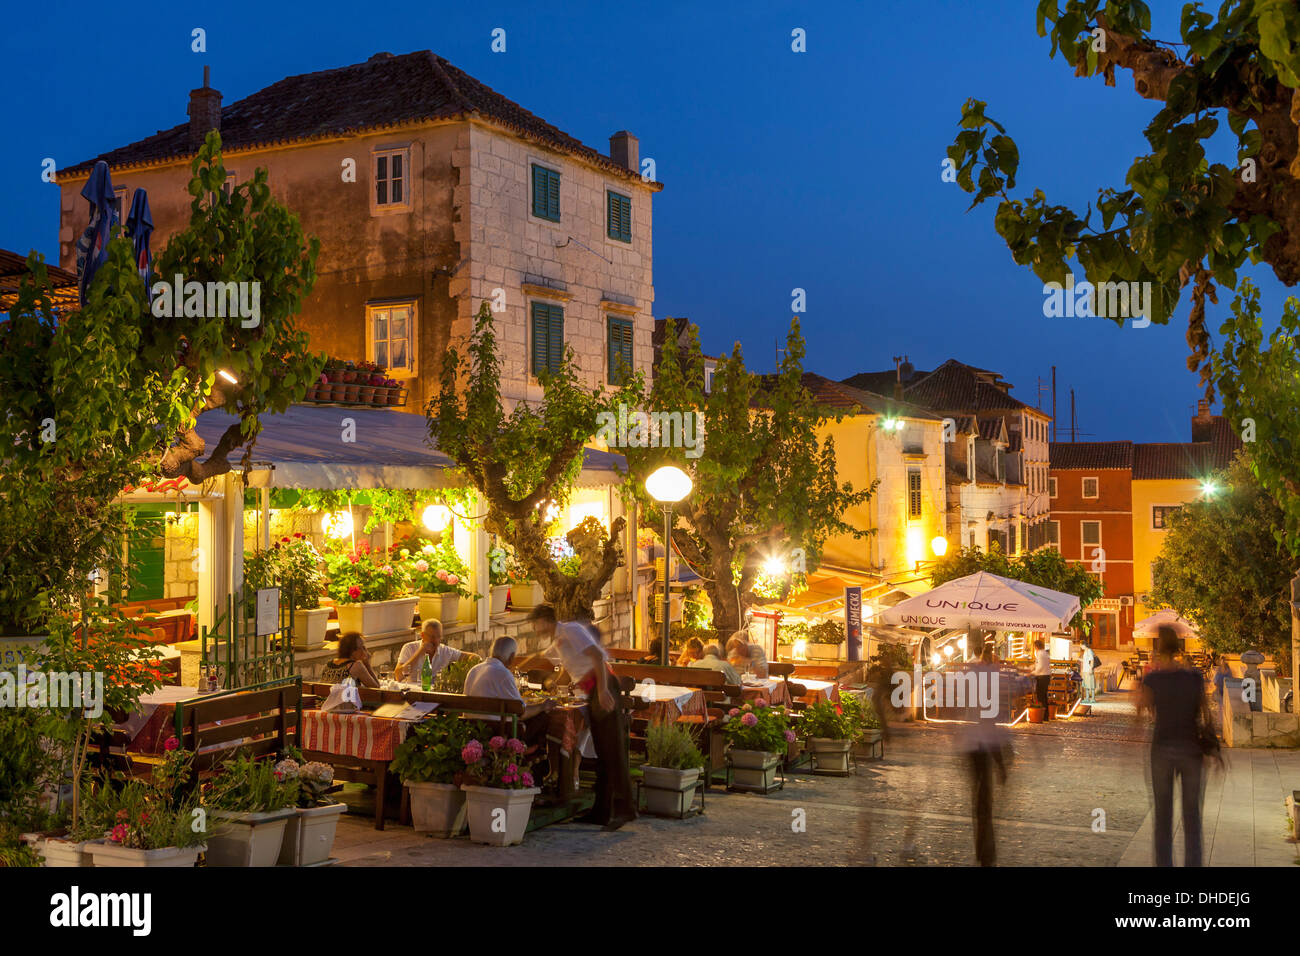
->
[[330, 384, 348, 402], [343, 384, 360, 403], [356, 385, 375, 404], [370, 386, 390, 406], [327, 369, 346, 384], [387, 388, 402, 405]]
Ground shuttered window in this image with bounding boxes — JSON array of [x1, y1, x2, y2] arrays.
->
[[531, 164, 561, 222], [531, 302, 564, 376], [607, 191, 632, 242], [607, 317, 634, 384], [907, 469, 922, 518]]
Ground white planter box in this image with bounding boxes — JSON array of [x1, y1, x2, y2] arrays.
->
[[461, 785, 539, 846], [336, 597, 418, 637], [509, 581, 546, 610], [489, 585, 509, 616], [776, 644, 793, 660], [278, 803, 346, 866], [728, 749, 781, 792], [417, 593, 460, 627], [808, 737, 853, 774], [293, 607, 331, 649], [206, 808, 296, 867], [86, 842, 205, 868], [406, 781, 466, 837], [807, 643, 843, 660], [40, 838, 94, 868], [641, 766, 702, 817]]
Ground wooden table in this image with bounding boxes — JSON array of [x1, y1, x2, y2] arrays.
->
[[299, 708, 422, 830]]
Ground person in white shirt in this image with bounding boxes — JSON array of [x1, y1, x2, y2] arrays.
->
[[1078, 644, 1097, 704], [1031, 638, 1053, 718], [463, 637, 524, 704], [394, 620, 478, 684], [691, 643, 742, 685], [525, 605, 635, 831]]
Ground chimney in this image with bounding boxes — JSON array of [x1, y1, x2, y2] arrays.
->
[[609, 130, 639, 173], [1195, 398, 1211, 420], [188, 65, 222, 151]]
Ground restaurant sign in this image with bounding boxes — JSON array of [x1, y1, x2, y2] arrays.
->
[[845, 586, 862, 661], [255, 588, 280, 637]]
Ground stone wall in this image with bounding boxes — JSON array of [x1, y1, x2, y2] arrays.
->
[[1221, 678, 1300, 748], [163, 514, 199, 600]]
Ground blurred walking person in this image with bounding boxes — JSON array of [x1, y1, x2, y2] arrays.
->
[[962, 642, 1008, 866], [1031, 638, 1052, 718], [1078, 643, 1098, 704], [1138, 625, 1216, 867]]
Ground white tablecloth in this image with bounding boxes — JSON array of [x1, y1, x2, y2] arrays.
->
[[631, 682, 696, 708]]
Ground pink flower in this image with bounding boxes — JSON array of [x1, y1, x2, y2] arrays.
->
[[109, 824, 129, 844], [347, 585, 361, 600], [436, 569, 450, 582], [414, 559, 429, 573], [756, 698, 768, 708], [728, 708, 740, 717], [742, 703, 752, 711], [381, 565, 393, 576], [446, 574, 459, 586], [507, 763, 518, 774], [741, 713, 758, 727], [784, 730, 797, 743], [507, 738, 526, 754], [522, 772, 534, 787], [461, 740, 483, 764], [489, 736, 506, 751], [502, 774, 515, 784], [163, 736, 179, 752]]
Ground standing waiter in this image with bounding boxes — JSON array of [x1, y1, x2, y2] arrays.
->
[[524, 605, 637, 831]]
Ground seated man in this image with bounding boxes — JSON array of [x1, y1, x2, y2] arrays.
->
[[465, 637, 553, 785], [690, 642, 742, 685], [394, 620, 478, 684]]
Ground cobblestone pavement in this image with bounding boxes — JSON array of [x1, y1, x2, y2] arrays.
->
[[332, 690, 1228, 867]]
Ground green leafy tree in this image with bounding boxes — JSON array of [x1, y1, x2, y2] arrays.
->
[[0, 132, 322, 633], [1150, 455, 1293, 670], [427, 302, 636, 619], [622, 318, 873, 636], [927, 544, 1105, 631], [947, 2, 1300, 395]]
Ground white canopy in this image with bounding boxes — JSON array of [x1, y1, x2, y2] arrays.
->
[[877, 571, 1080, 633], [1133, 609, 1199, 639]]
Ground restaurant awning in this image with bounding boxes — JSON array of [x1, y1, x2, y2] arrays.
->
[[195, 404, 626, 490]]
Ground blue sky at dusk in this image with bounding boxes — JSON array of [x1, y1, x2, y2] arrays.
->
[[1, 1, 1287, 442]]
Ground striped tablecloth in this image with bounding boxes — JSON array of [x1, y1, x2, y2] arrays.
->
[[632, 682, 707, 723], [301, 710, 413, 761], [741, 678, 790, 707]]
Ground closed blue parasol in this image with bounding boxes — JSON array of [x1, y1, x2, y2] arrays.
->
[[75, 160, 117, 306], [125, 188, 154, 304]]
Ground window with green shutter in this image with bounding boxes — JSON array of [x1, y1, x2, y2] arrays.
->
[[607, 316, 634, 383], [531, 302, 564, 376], [531, 164, 561, 222], [607, 191, 632, 242]]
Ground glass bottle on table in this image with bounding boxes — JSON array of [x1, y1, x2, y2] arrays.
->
[[421, 654, 433, 691]]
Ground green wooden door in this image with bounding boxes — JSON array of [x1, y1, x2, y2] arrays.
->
[[125, 507, 167, 602]]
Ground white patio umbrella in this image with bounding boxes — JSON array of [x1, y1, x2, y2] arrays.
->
[[1132, 609, 1199, 642], [877, 571, 1080, 633]]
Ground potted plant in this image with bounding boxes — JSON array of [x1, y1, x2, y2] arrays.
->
[[721, 700, 795, 793], [407, 540, 474, 626], [487, 546, 511, 616], [79, 739, 207, 867], [323, 357, 347, 384], [506, 561, 545, 610], [799, 699, 855, 775], [391, 714, 487, 837], [203, 752, 300, 867], [806, 619, 846, 660], [274, 754, 346, 866], [325, 540, 417, 637], [459, 735, 539, 846], [384, 378, 404, 405], [841, 690, 884, 756], [245, 534, 328, 648], [640, 720, 705, 817]]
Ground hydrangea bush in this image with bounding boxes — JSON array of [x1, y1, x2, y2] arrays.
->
[[721, 700, 795, 753], [461, 735, 537, 790]]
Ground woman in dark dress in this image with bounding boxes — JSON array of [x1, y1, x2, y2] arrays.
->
[[1138, 625, 1216, 866]]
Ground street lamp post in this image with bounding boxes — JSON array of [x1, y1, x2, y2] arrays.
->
[[645, 465, 693, 667]]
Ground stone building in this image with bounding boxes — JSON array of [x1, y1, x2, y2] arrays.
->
[[54, 51, 662, 410]]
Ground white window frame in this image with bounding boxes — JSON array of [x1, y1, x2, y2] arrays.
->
[[112, 185, 129, 224], [365, 299, 418, 378], [703, 366, 714, 395], [1047, 520, 1059, 546], [1080, 520, 1101, 560], [1082, 476, 1099, 499], [371, 145, 413, 213]]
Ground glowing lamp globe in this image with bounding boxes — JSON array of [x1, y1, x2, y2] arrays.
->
[[645, 465, 693, 503], [931, 535, 948, 557]]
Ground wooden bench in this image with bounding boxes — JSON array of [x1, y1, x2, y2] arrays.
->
[[173, 677, 303, 773], [605, 646, 653, 663]]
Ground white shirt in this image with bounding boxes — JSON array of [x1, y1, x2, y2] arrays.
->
[[463, 657, 523, 704], [1031, 648, 1052, 677], [1079, 649, 1095, 674], [396, 641, 463, 682], [545, 621, 606, 681]]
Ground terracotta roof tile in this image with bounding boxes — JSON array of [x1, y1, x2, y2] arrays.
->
[[1050, 441, 1134, 470], [800, 373, 945, 421], [843, 359, 1036, 415], [60, 51, 657, 187]]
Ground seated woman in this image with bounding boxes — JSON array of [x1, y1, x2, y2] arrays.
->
[[320, 631, 381, 687], [726, 632, 767, 678], [641, 638, 664, 664], [675, 637, 704, 667]]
